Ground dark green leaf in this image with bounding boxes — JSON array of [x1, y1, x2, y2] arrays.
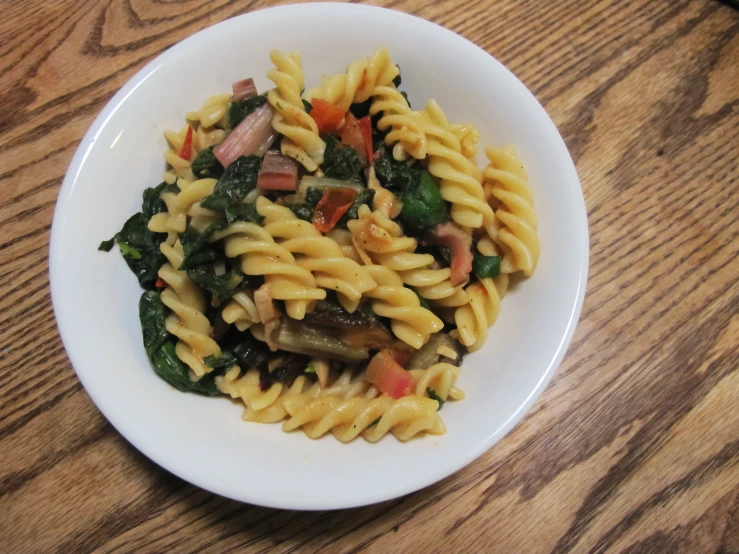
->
[[191, 146, 224, 178], [188, 265, 249, 302], [392, 67, 402, 87], [204, 350, 240, 370], [302, 99, 313, 113], [305, 187, 324, 208], [288, 203, 314, 222], [427, 388, 445, 410], [142, 182, 168, 219], [178, 220, 227, 270], [201, 155, 262, 219], [98, 237, 115, 252], [321, 136, 363, 182], [162, 183, 180, 194], [338, 189, 375, 226], [368, 416, 381, 427], [399, 171, 449, 236], [472, 255, 501, 279], [224, 202, 263, 225], [226, 93, 268, 130], [115, 213, 166, 288], [139, 291, 171, 357]]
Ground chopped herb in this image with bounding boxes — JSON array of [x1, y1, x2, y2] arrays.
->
[[118, 241, 142, 259], [427, 388, 445, 410], [305, 362, 317, 374]]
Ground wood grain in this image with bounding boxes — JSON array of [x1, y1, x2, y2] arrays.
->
[[0, 0, 737, 552]]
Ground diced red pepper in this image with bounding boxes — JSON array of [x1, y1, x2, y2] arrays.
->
[[312, 188, 357, 233], [310, 99, 346, 134], [155, 277, 167, 288], [178, 125, 193, 161], [366, 351, 415, 399], [338, 112, 368, 166], [358, 116, 373, 163]]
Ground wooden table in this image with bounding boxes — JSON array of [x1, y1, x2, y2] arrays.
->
[[1, 0, 737, 552]]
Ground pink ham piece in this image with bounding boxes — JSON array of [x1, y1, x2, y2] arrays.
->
[[257, 151, 299, 191], [430, 222, 473, 286], [214, 103, 276, 167], [232, 78, 257, 101]]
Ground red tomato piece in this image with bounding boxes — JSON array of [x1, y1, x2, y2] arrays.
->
[[310, 99, 346, 133], [155, 277, 167, 288], [312, 188, 357, 233], [366, 351, 415, 399], [178, 125, 193, 161], [357, 115, 373, 162], [338, 112, 368, 166]]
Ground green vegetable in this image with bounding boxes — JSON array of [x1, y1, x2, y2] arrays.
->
[[98, 238, 115, 252], [393, 67, 402, 88], [427, 388, 445, 410], [399, 171, 449, 236], [338, 189, 375, 226], [204, 351, 240, 370], [472, 255, 501, 279], [302, 99, 313, 113], [373, 147, 415, 191], [178, 221, 226, 270], [142, 182, 168, 219], [304, 362, 317, 374], [321, 136, 363, 182], [288, 203, 314, 222], [139, 291, 221, 396], [368, 416, 381, 427], [112, 213, 166, 288], [191, 146, 224, 178], [200, 155, 263, 223], [305, 187, 324, 207], [188, 265, 249, 302], [226, 93, 268, 130]]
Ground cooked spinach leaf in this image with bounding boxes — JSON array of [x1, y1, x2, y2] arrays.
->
[[288, 203, 314, 222], [399, 171, 449, 236], [322, 136, 363, 182], [226, 93, 268, 130], [200, 155, 262, 222], [188, 265, 250, 302], [191, 146, 224, 178], [178, 220, 226, 270], [305, 187, 324, 207], [338, 188, 375, 226], [224, 203, 263, 225], [302, 99, 313, 113], [142, 181, 168, 219], [140, 290, 171, 357], [204, 351, 240, 370], [410, 287, 430, 310], [98, 238, 115, 252], [472, 255, 501, 279], [114, 213, 166, 288]]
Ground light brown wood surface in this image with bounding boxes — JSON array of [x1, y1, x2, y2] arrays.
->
[[1, 0, 737, 552]]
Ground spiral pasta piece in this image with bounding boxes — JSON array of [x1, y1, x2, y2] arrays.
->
[[348, 206, 468, 308], [454, 237, 510, 351], [256, 197, 377, 313], [421, 100, 492, 230], [157, 240, 221, 378], [409, 363, 465, 401], [449, 122, 480, 161], [370, 85, 427, 161], [482, 146, 539, 276], [210, 221, 326, 320], [148, 177, 219, 237], [221, 291, 260, 332], [306, 46, 399, 111], [217, 367, 311, 423], [267, 50, 325, 171], [283, 393, 444, 442]]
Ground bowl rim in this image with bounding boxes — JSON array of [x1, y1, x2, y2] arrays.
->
[[49, 2, 589, 510]]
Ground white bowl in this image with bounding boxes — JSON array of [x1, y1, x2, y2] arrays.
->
[[50, 3, 588, 510]]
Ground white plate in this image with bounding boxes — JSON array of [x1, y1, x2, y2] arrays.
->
[[50, 3, 588, 510]]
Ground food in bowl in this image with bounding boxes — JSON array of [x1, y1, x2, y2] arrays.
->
[[99, 46, 540, 442]]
